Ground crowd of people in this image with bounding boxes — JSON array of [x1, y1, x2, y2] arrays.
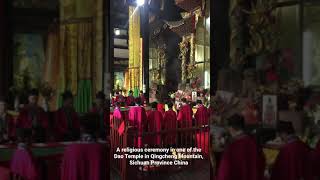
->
[[112, 94, 209, 151], [3, 88, 320, 180], [213, 114, 320, 180], [0, 89, 109, 144]]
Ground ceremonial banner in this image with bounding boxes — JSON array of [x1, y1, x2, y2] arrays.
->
[[128, 6, 142, 91]]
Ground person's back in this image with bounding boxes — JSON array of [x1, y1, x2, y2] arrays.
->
[[146, 102, 163, 146], [163, 103, 177, 146], [217, 114, 265, 180], [164, 109, 177, 130], [271, 121, 313, 180], [128, 101, 147, 147], [177, 99, 193, 128], [217, 135, 264, 180], [195, 101, 208, 126], [271, 137, 312, 180], [195, 101, 209, 155]]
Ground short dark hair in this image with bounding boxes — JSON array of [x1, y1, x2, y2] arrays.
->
[[167, 102, 173, 109], [151, 102, 158, 109], [96, 91, 106, 100], [135, 98, 142, 105], [62, 91, 73, 101], [129, 90, 133, 94], [196, 100, 202, 104], [80, 113, 99, 135], [277, 121, 295, 135], [29, 88, 39, 96], [181, 98, 187, 103], [227, 114, 245, 131]]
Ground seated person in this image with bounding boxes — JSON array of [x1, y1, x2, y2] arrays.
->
[[217, 114, 265, 180], [271, 121, 312, 180], [61, 113, 108, 180], [79, 114, 99, 143], [90, 91, 108, 139], [113, 91, 125, 106], [0, 97, 16, 142], [16, 89, 48, 142], [126, 90, 135, 106], [54, 91, 80, 141]]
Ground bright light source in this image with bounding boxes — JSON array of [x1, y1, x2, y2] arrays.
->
[[206, 17, 210, 27], [137, 0, 145, 6], [205, 71, 210, 89], [114, 29, 120, 36]]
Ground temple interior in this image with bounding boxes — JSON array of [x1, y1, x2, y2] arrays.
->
[[0, 0, 320, 180]]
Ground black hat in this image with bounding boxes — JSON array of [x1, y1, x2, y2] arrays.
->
[[28, 89, 39, 96], [96, 91, 106, 100], [62, 91, 73, 101], [277, 121, 295, 134], [135, 98, 142, 105], [151, 102, 158, 109], [227, 114, 245, 131]]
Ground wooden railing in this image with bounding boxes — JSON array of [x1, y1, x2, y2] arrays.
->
[[110, 113, 209, 180]]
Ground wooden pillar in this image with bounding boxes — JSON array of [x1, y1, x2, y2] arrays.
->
[[211, 0, 230, 95]]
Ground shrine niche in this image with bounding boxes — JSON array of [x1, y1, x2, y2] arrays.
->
[[145, 0, 211, 103]]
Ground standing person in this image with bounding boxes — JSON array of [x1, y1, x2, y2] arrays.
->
[[217, 114, 265, 180], [0, 97, 16, 142], [126, 90, 135, 106], [163, 102, 177, 147], [128, 98, 147, 147], [90, 91, 108, 139], [194, 100, 209, 155], [177, 98, 193, 128], [271, 121, 313, 180], [157, 99, 165, 116], [16, 89, 48, 142], [54, 91, 80, 141], [177, 98, 193, 146], [146, 102, 163, 146], [139, 91, 146, 105]]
